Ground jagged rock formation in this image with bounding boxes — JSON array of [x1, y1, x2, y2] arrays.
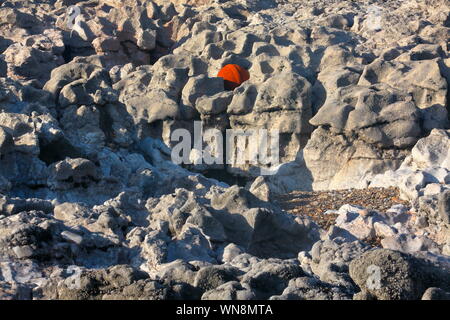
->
[[0, 0, 449, 300]]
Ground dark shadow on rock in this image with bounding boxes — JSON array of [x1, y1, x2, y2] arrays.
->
[[38, 137, 84, 165]]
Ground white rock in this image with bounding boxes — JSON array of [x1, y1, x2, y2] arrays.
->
[[249, 176, 271, 202], [410, 129, 450, 170], [374, 222, 398, 238], [219, 243, 245, 264], [423, 183, 445, 196], [61, 231, 83, 245], [12, 246, 34, 259], [335, 204, 361, 225]]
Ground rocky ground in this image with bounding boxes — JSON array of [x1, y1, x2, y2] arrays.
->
[[0, 0, 449, 300], [276, 187, 410, 230]]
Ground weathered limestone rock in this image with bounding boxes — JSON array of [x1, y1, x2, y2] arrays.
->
[[349, 249, 450, 300]]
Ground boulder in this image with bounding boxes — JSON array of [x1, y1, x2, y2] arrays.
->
[[422, 287, 450, 300], [349, 249, 450, 300], [210, 186, 320, 258], [241, 258, 304, 299], [358, 55, 448, 110], [201, 281, 256, 300], [271, 276, 352, 300], [193, 265, 241, 292], [370, 129, 450, 201]]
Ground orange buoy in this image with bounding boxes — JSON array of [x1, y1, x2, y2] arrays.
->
[[217, 64, 250, 90]]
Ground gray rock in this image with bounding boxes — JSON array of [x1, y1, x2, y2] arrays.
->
[[193, 265, 241, 292], [309, 238, 369, 290], [248, 208, 320, 259], [185, 208, 227, 242], [61, 231, 83, 245], [304, 127, 409, 191], [409, 129, 450, 170], [248, 176, 271, 202], [241, 258, 304, 299], [421, 287, 450, 300], [358, 55, 447, 110], [12, 245, 34, 259], [0, 55, 6, 77], [218, 243, 245, 264], [380, 234, 440, 254], [48, 158, 101, 191], [228, 253, 262, 273], [181, 74, 224, 118], [1, 0, 450, 302], [124, 89, 180, 124], [271, 276, 352, 300], [196, 91, 233, 115], [349, 249, 450, 300], [201, 281, 256, 300], [43, 62, 108, 107], [438, 190, 450, 225], [323, 225, 358, 243], [39, 265, 164, 300], [4, 43, 63, 87], [227, 82, 258, 115], [210, 186, 320, 258], [0, 282, 32, 300], [157, 260, 197, 286], [370, 129, 450, 202], [137, 29, 157, 51], [0, 196, 53, 216], [166, 225, 216, 264], [148, 188, 226, 242]]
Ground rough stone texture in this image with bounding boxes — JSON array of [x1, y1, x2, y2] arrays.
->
[[422, 287, 450, 300], [349, 249, 450, 300], [241, 258, 305, 299], [438, 190, 450, 225], [304, 84, 426, 190], [37, 265, 168, 300], [370, 129, 450, 200], [271, 276, 352, 300], [201, 281, 256, 300], [193, 265, 241, 292], [0, 0, 449, 301], [307, 238, 370, 290]]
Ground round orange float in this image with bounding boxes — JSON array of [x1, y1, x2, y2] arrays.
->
[[217, 64, 250, 90]]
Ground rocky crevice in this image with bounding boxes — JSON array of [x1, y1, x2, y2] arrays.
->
[[0, 0, 449, 300]]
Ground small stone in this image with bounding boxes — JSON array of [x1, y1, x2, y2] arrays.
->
[[374, 222, 397, 238], [358, 209, 370, 217], [438, 190, 450, 225], [423, 183, 444, 196], [415, 216, 429, 228], [0, 56, 6, 77], [249, 176, 271, 202], [443, 242, 450, 256], [12, 245, 34, 259], [61, 231, 83, 245], [92, 36, 121, 53], [422, 287, 450, 300], [220, 243, 245, 263], [137, 29, 156, 51]]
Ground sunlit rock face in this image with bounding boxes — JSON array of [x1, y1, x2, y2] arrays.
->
[[0, 0, 449, 301]]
